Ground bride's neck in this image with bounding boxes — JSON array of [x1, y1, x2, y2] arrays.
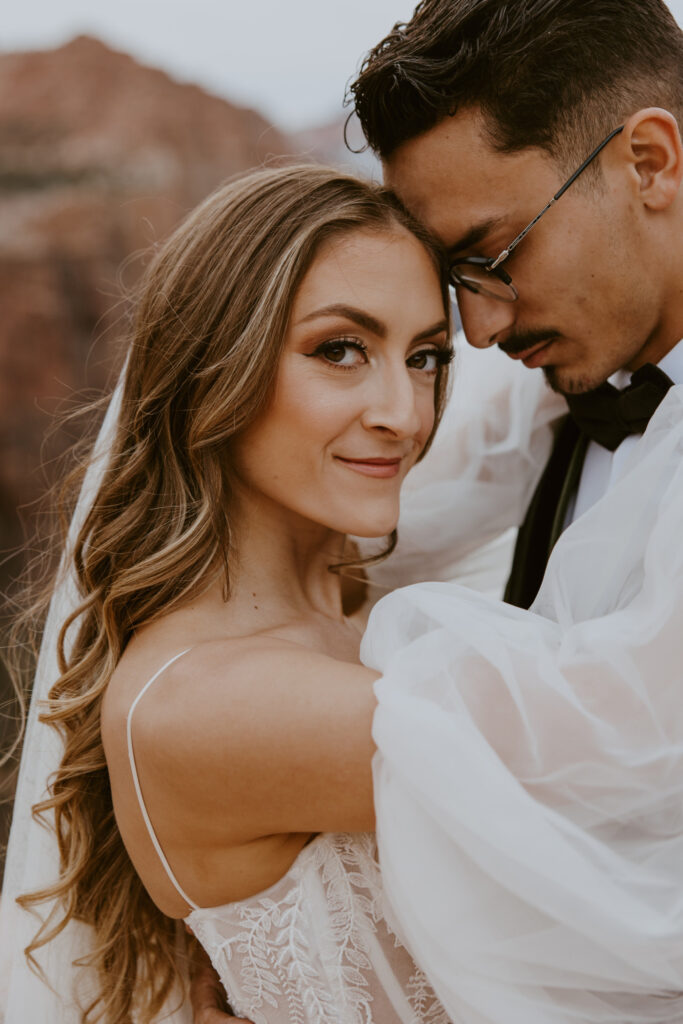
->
[[226, 488, 348, 624]]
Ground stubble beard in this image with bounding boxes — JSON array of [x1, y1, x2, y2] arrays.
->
[[542, 365, 599, 396], [503, 325, 650, 396], [544, 340, 644, 395]]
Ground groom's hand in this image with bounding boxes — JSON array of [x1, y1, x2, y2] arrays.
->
[[189, 936, 254, 1024]]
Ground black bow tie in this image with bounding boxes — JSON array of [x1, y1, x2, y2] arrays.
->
[[566, 363, 674, 451]]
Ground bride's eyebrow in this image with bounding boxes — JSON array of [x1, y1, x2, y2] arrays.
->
[[296, 304, 448, 344], [296, 304, 386, 336], [412, 320, 449, 343]]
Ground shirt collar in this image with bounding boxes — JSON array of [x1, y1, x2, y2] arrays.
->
[[656, 338, 683, 385], [610, 337, 683, 389]]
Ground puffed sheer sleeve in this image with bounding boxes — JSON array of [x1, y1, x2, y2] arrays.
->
[[362, 387, 683, 1023], [364, 336, 565, 596]]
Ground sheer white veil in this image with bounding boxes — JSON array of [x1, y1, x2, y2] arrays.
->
[[0, 361, 190, 1023]]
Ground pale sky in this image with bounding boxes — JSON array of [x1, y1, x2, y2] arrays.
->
[[1, 0, 416, 130], [3, 0, 683, 131]]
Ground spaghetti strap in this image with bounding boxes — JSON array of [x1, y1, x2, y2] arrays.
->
[[126, 648, 200, 912]]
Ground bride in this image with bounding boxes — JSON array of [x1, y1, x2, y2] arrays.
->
[[5, 161, 683, 1024], [2, 163, 455, 1023]]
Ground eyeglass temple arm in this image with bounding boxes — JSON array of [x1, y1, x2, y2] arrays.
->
[[489, 125, 625, 271]]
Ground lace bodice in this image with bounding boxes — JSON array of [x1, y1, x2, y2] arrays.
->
[[187, 832, 451, 1024]]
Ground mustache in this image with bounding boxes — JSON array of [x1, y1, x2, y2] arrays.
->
[[498, 329, 561, 356]]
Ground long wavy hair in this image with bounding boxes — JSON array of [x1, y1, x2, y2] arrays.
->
[[12, 163, 451, 1023]]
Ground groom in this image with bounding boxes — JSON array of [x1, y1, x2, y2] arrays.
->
[[350, 0, 683, 608], [191, 0, 683, 1019]]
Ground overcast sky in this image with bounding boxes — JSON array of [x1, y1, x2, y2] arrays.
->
[[3, 0, 683, 131]]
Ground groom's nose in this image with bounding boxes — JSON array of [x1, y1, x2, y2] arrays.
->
[[456, 287, 516, 348]]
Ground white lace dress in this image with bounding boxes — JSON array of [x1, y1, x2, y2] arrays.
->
[[126, 652, 451, 1024], [187, 832, 450, 1024]]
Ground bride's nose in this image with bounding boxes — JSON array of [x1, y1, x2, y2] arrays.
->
[[359, 363, 422, 438]]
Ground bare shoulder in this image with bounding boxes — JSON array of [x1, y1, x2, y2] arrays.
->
[[119, 635, 376, 736], [104, 635, 379, 842]]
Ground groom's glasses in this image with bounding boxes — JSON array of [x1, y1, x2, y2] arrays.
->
[[449, 125, 625, 303]]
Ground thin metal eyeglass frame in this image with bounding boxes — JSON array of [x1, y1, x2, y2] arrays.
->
[[449, 124, 625, 301]]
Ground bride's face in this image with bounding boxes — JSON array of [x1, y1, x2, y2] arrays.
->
[[231, 226, 450, 538]]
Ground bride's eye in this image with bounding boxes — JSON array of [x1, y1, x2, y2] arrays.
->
[[311, 338, 368, 368], [407, 347, 454, 373]]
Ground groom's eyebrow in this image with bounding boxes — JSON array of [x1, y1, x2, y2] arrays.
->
[[447, 218, 503, 258]]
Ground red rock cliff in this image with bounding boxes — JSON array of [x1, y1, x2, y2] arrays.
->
[[0, 34, 294, 545]]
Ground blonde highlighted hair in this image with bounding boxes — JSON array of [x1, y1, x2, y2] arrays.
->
[[14, 163, 451, 1022]]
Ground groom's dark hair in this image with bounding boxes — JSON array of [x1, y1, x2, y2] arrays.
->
[[349, 0, 683, 168]]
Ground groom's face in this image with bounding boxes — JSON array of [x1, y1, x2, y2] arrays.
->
[[385, 107, 664, 395]]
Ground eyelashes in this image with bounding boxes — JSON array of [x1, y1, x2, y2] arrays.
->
[[307, 337, 454, 373], [309, 337, 367, 367], [412, 347, 455, 369]]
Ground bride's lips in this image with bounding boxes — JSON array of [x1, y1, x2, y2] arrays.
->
[[334, 456, 403, 478]]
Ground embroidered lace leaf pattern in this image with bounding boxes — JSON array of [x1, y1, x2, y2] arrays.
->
[[407, 969, 452, 1024], [269, 887, 340, 1024], [214, 884, 340, 1024], [314, 834, 382, 1022], [191, 833, 450, 1024], [189, 909, 280, 1024]]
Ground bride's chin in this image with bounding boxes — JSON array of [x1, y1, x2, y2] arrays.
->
[[345, 518, 399, 540], [319, 501, 399, 541]]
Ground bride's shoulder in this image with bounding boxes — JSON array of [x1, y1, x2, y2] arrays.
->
[[102, 632, 351, 755], [102, 630, 377, 840]]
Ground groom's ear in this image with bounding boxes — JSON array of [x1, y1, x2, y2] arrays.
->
[[618, 107, 683, 211]]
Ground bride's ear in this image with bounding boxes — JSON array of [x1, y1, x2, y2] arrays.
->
[[619, 107, 683, 211]]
